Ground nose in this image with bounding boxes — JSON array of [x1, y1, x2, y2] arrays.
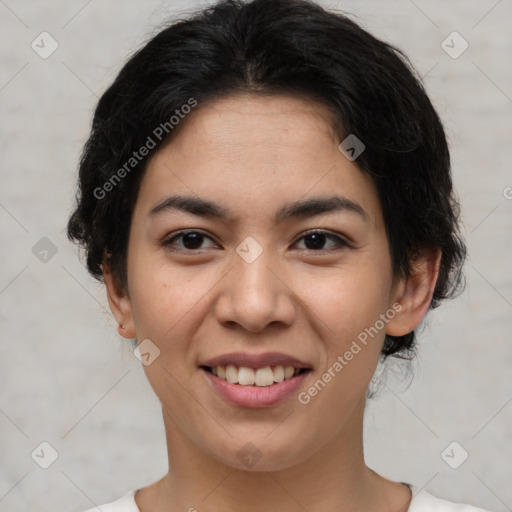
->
[[214, 245, 297, 333]]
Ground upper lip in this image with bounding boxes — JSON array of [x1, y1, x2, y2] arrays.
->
[[200, 352, 312, 370]]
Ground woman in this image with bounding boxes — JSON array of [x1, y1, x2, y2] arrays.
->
[[67, 0, 491, 510]]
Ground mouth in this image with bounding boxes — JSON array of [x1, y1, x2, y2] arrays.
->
[[198, 351, 313, 407], [200, 364, 311, 387], [200, 365, 312, 407]]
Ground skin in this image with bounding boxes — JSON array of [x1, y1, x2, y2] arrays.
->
[[104, 93, 441, 512]]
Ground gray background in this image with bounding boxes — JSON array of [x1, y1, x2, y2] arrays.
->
[[0, 1, 511, 511]]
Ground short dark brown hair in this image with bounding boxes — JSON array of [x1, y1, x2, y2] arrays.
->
[[67, 0, 466, 360]]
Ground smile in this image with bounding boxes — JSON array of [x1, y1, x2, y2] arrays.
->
[[202, 364, 309, 387], [199, 351, 313, 407]]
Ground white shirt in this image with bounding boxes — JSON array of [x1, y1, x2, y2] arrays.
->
[[80, 483, 493, 512]]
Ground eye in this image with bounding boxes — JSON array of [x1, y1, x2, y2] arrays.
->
[[161, 229, 349, 253], [161, 230, 218, 251], [293, 229, 349, 251]]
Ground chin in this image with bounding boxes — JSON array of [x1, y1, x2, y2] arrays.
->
[[209, 430, 317, 473]]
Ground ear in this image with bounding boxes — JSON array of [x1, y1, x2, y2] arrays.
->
[[103, 261, 136, 339], [386, 247, 442, 337]]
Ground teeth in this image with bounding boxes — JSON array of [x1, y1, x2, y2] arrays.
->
[[273, 365, 284, 382], [225, 364, 239, 384], [209, 364, 304, 386], [284, 366, 295, 379], [238, 366, 255, 385], [255, 367, 274, 386]]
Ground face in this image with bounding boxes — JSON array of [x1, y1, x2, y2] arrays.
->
[[106, 93, 419, 472]]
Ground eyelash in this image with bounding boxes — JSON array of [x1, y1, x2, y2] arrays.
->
[[161, 229, 350, 253]]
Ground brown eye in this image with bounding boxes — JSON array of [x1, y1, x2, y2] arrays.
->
[[294, 230, 349, 251], [162, 230, 217, 251]]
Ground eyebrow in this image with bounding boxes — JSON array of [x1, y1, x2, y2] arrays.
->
[[148, 194, 369, 224]]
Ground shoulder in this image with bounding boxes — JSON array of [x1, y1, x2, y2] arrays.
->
[[408, 484, 493, 512], [80, 489, 140, 512]]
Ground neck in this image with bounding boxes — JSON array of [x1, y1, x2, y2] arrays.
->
[[135, 398, 410, 512]]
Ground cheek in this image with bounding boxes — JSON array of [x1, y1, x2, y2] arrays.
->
[[301, 254, 392, 343], [296, 266, 390, 427], [127, 254, 229, 383], [127, 260, 205, 406], [128, 254, 202, 336]]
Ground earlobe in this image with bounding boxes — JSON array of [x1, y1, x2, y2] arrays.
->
[[386, 247, 442, 337], [102, 261, 136, 339]]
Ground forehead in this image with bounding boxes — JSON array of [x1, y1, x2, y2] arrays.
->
[[169, 93, 340, 159], [135, 94, 383, 231]]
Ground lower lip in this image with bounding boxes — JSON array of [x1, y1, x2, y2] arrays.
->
[[201, 368, 311, 408]]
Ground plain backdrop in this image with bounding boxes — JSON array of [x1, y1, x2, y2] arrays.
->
[[1, 1, 511, 511]]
